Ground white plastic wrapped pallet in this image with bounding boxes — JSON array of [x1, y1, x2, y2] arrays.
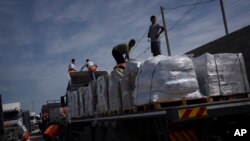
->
[[109, 69, 123, 112], [120, 75, 132, 110], [124, 59, 141, 76], [76, 89, 81, 117], [79, 87, 88, 116], [193, 53, 250, 96], [84, 88, 90, 116], [134, 55, 201, 106], [66, 91, 72, 122], [96, 75, 109, 114], [85, 80, 97, 116], [71, 91, 77, 118], [121, 60, 141, 110]]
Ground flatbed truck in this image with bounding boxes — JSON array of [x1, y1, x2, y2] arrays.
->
[[61, 70, 250, 141], [61, 26, 250, 141]]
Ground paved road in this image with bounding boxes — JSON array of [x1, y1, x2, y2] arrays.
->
[[29, 130, 44, 141], [29, 135, 44, 141]]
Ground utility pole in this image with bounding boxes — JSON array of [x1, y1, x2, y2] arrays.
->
[[160, 6, 171, 56], [31, 101, 34, 112], [219, 0, 229, 35]]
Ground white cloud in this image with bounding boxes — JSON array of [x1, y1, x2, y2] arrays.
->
[[45, 27, 105, 54]]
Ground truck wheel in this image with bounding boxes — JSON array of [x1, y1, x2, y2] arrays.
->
[[106, 128, 120, 141], [95, 127, 106, 141]]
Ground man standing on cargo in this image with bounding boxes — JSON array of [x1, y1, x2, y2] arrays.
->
[[68, 58, 77, 72], [80, 59, 98, 80], [112, 39, 136, 69], [148, 15, 165, 57]]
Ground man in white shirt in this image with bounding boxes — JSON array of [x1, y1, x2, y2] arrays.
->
[[68, 58, 77, 72], [81, 59, 97, 80]]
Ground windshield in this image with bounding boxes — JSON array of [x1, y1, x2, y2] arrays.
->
[[3, 111, 19, 121], [30, 116, 35, 120]]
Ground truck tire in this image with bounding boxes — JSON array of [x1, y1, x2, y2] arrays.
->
[[94, 127, 106, 141], [106, 128, 120, 141]]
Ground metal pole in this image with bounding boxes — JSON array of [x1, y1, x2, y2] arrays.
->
[[31, 101, 34, 112], [160, 6, 171, 56], [219, 0, 229, 35]]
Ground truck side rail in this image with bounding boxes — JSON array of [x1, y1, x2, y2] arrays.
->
[[71, 98, 250, 123]]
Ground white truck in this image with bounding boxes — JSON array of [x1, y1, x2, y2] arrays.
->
[[3, 102, 27, 141], [29, 112, 40, 132]]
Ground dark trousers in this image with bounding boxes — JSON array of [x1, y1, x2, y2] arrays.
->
[[151, 41, 161, 56], [112, 49, 125, 64]]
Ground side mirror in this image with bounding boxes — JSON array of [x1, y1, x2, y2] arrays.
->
[[61, 96, 67, 107]]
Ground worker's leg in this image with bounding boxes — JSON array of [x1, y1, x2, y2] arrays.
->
[[151, 41, 161, 56], [112, 49, 125, 64], [112, 49, 126, 69]]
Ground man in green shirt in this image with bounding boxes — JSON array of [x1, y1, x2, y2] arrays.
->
[[112, 39, 136, 69]]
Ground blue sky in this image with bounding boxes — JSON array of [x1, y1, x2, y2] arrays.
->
[[0, 0, 250, 113]]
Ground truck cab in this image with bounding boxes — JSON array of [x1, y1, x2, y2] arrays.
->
[[30, 112, 40, 132]]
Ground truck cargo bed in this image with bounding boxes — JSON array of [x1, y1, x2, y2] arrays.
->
[[71, 93, 250, 123]]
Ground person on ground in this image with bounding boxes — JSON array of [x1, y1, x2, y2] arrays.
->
[[59, 105, 68, 141], [68, 58, 77, 72], [17, 122, 29, 141], [80, 59, 98, 80], [112, 39, 136, 69], [148, 15, 165, 57], [43, 124, 59, 141]]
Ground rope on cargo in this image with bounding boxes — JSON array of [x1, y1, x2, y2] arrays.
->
[[134, 46, 150, 59]]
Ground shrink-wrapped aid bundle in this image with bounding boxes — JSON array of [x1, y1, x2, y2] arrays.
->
[[193, 53, 249, 96], [120, 75, 132, 110], [84, 88, 89, 116], [109, 69, 123, 112], [79, 87, 88, 116], [121, 60, 141, 110], [67, 91, 75, 118], [85, 80, 96, 116], [193, 53, 221, 96], [134, 55, 202, 106], [124, 59, 141, 76], [96, 75, 109, 114], [71, 91, 78, 118], [75, 90, 81, 118]]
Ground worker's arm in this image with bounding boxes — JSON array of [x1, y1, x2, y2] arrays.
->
[[148, 26, 151, 38], [80, 63, 88, 71], [80, 66, 85, 71], [125, 52, 130, 61], [156, 26, 165, 39]]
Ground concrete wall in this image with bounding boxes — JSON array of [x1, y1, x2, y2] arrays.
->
[[186, 25, 250, 83]]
